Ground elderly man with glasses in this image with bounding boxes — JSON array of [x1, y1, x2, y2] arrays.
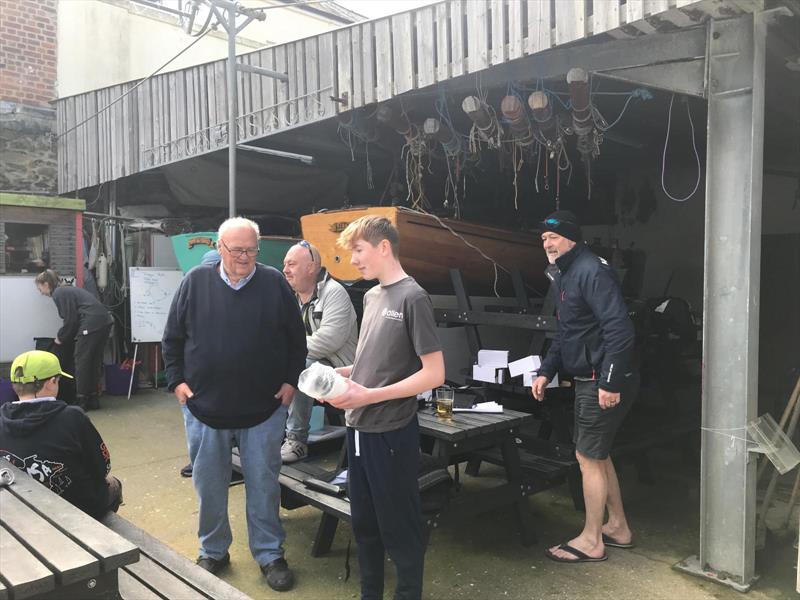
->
[[162, 217, 306, 592], [280, 240, 358, 463]]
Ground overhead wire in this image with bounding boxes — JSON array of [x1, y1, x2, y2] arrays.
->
[[57, 25, 215, 140]]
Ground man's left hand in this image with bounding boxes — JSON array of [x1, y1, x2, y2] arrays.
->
[[599, 388, 621, 410], [274, 383, 295, 406], [324, 379, 374, 410]]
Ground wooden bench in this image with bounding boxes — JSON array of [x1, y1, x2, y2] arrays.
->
[[101, 513, 253, 600], [0, 461, 138, 600]]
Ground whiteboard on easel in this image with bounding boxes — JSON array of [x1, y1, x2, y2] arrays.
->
[[129, 268, 183, 343]]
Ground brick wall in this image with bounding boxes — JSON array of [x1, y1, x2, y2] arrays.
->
[[0, 0, 57, 107]]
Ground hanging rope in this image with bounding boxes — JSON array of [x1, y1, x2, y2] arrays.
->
[[661, 94, 702, 203]]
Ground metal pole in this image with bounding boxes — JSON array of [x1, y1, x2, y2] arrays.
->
[[675, 12, 766, 592], [227, 3, 237, 218]]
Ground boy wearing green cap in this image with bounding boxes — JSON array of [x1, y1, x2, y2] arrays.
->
[[0, 350, 122, 518]]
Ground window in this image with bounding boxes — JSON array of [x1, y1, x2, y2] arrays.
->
[[2, 223, 50, 274]]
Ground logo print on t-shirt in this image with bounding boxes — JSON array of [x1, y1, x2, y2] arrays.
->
[[381, 307, 404, 322], [0, 451, 71, 495]]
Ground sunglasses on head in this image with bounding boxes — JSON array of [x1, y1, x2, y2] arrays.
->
[[544, 218, 575, 227], [299, 240, 315, 262]]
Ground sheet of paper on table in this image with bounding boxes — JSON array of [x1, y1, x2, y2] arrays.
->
[[453, 400, 504, 413]]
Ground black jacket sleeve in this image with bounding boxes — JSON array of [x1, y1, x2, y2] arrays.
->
[[162, 277, 189, 392], [278, 276, 307, 387], [585, 268, 635, 392], [537, 334, 562, 382], [538, 273, 562, 381], [53, 288, 79, 342], [78, 412, 111, 479]]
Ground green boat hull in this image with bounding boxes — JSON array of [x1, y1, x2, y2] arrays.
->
[[170, 232, 297, 273]]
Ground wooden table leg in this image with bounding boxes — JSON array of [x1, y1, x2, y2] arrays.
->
[[311, 513, 340, 557], [500, 434, 537, 546]]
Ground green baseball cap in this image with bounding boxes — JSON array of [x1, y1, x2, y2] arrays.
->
[[10, 351, 73, 383]]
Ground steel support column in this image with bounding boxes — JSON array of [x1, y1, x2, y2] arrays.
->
[[226, 4, 237, 218], [675, 13, 766, 592]]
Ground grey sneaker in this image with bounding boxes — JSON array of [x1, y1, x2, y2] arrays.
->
[[281, 439, 307, 464], [261, 557, 294, 591]]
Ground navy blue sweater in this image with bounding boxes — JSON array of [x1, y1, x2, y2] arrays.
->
[[538, 243, 636, 393], [162, 263, 307, 429]]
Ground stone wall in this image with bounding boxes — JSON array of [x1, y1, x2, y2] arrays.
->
[[0, 102, 57, 194]]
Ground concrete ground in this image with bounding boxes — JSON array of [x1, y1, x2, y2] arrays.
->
[[91, 389, 798, 600]]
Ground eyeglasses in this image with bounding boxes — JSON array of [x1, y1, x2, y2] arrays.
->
[[219, 239, 258, 258], [299, 240, 315, 262]]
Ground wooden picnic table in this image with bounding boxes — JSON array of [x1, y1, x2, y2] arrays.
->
[[416, 404, 537, 545], [275, 403, 538, 553], [0, 461, 139, 600]]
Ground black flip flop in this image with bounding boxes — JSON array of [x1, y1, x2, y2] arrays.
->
[[602, 533, 635, 549], [544, 543, 608, 563]]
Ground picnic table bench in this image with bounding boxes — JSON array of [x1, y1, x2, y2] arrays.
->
[[0, 461, 138, 600], [0, 460, 253, 600], [101, 513, 253, 600]]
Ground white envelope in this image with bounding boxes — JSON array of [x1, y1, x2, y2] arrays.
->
[[472, 364, 497, 383], [522, 372, 559, 388], [509, 355, 542, 377], [477, 349, 509, 368]]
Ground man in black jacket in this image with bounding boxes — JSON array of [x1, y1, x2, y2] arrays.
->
[[531, 211, 638, 564], [162, 217, 306, 592], [0, 350, 122, 518]]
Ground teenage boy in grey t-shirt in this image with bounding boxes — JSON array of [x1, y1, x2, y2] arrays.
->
[[324, 215, 444, 600]]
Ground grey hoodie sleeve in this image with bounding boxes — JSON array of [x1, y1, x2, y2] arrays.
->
[[306, 283, 357, 361]]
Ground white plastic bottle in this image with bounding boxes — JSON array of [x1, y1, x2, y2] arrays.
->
[[297, 362, 348, 399]]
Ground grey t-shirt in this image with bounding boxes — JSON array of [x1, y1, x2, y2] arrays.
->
[[347, 277, 441, 433]]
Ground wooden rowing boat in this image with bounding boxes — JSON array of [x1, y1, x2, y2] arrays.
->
[[300, 207, 548, 295]]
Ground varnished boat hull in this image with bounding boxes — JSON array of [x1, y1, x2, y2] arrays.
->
[[300, 207, 548, 296]]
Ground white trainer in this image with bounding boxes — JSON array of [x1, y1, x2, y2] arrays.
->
[[281, 439, 308, 464]]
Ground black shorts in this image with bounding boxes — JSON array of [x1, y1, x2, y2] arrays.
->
[[573, 375, 639, 460]]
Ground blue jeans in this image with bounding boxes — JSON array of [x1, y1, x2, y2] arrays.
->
[[182, 404, 288, 566], [286, 358, 318, 444]]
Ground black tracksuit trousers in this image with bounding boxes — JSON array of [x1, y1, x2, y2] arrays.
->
[[75, 324, 111, 396], [347, 417, 424, 600]]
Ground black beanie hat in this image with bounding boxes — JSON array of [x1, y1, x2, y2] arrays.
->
[[540, 210, 582, 242]]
